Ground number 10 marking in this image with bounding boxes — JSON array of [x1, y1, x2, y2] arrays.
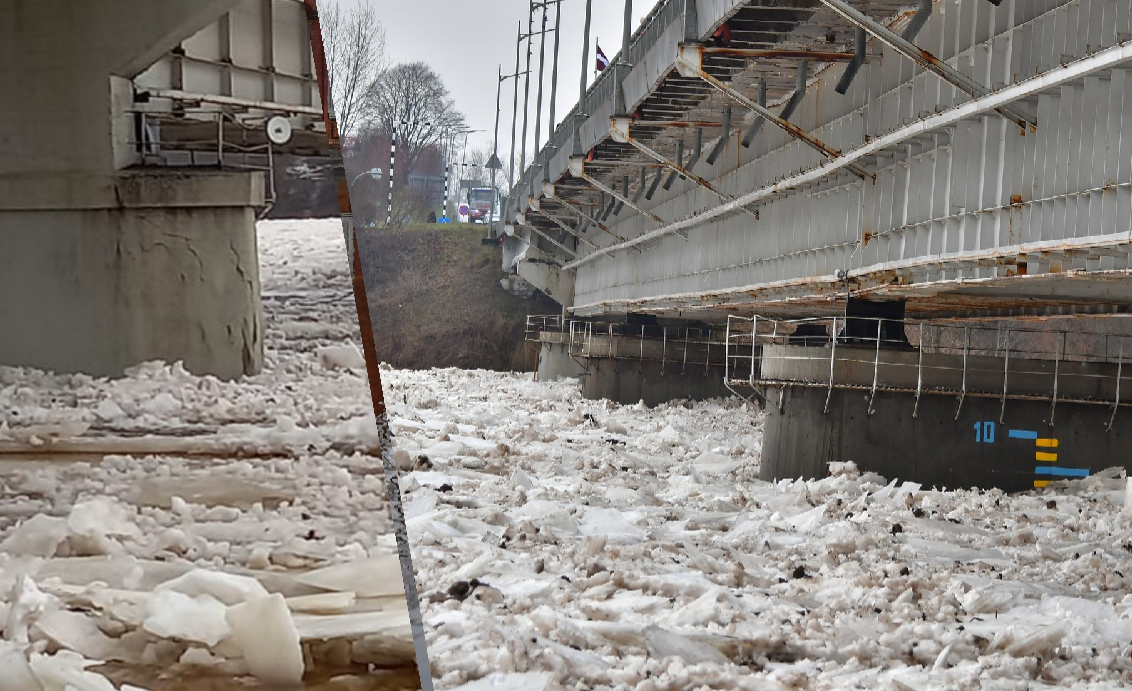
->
[[974, 421, 996, 443]]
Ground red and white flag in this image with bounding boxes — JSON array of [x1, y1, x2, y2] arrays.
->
[[595, 46, 610, 72]]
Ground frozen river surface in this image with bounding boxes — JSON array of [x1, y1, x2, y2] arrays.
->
[[385, 365, 1132, 691], [0, 220, 416, 690]]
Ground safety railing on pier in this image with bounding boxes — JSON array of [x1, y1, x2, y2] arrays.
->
[[726, 315, 1132, 427], [526, 314, 739, 375]]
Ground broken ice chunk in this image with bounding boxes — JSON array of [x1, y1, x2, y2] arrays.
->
[[27, 650, 119, 691], [225, 594, 304, 686], [693, 452, 742, 476], [142, 590, 230, 647], [643, 626, 729, 665], [577, 507, 646, 545], [293, 556, 405, 598], [317, 343, 365, 370], [155, 569, 269, 607], [67, 498, 142, 541], [6, 576, 53, 644], [0, 641, 42, 691], [448, 672, 557, 691], [0, 515, 69, 558], [33, 610, 120, 661], [510, 467, 536, 491]]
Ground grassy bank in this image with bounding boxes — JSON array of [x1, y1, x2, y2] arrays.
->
[[357, 224, 557, 371]]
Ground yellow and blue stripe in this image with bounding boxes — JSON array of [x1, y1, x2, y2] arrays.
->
[[1010, 429, 1086, 488]]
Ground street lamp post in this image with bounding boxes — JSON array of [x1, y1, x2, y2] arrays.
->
[[489, 64, 525, 238], [351, 168, 383, 228], [352, 168, 384, 187]]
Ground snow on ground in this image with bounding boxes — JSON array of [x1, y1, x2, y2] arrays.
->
[[0, 220, 412, 690], [385, 367, 1132, 691]]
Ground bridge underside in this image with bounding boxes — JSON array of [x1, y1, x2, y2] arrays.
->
[[0, 0, 323, 379], [513, 0, 1132, 491], [507, 0, 1132, 325], [570, 270, 1132, 322]]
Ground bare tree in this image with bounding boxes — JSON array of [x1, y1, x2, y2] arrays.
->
[[366, 62, 466, 179], [322, 0, 386, 139]]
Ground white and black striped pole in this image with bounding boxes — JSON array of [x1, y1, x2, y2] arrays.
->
[[387, 124, 397, 226], [443, 161, 450, 220]]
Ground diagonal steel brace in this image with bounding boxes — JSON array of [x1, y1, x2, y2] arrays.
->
[[546, 187, 630, 243], [816, 0, 1035, 131], [515, 216, 578, 261], [568, 156, 682, 234], [678, 45, 870, 180], [528, 199, 599, 251], [612, 117, 759, 219]]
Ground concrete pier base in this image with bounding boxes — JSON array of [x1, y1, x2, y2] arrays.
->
[[0, 171, 265, 379], [757, 345, 1132, 493], [535, 332, 732, 406]]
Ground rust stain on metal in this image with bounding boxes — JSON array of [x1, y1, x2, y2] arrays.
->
[[702, 48, 857, 62], [1010, 194, 1024, 206]]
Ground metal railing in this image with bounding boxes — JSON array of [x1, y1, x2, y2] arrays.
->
[[725, 315, 1132, 427], [525, 314, 736, 375]]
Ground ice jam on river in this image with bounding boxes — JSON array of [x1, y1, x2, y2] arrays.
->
[[386, 365, 1132, 691], [0, 220, 414, 690]]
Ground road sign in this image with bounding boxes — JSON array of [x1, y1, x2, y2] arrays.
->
[[459, 205, 470, 216], [485, 153, 503, 170]]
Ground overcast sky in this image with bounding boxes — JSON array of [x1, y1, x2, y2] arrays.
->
[[356, 0, 663, 168]]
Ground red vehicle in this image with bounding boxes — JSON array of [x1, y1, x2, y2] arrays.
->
[[466, 187, 496, 224]]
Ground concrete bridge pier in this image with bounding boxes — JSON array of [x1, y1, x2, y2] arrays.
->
[[752, 341, 1132, 493], [0, 0, 265, 379], [531, 318, 735, 406]]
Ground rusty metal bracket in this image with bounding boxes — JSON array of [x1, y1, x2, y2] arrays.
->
[[612, 117, 759, 219], [516, 219, 578, 262], [677, 44, 870, 180], [613, 175, 628, 216], [902, 0, 933, 42], [529, 196, 599, 250], [743, 60, 808, 149], [569, 156, 678, 233], [547, 189, 630, 243], [699, 47, 856, 62], [632, 166, 647, 204], [816, 0, 1035, 131]]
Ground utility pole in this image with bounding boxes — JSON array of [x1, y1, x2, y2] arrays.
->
[[548, 0, 562, 146], [615, 0, 633, 115], [532, 1, 550, 157], [491, 64, 526, 238], [519, 0, 535, 177], [507, 21, 522, 209], [573, 0, 592, 157]]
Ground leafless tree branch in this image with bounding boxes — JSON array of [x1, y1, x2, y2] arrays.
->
[[365, 62, 466, 179], [322, 0, 386, 139]]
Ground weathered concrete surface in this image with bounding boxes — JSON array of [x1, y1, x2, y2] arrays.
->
[[761, 384, 1132, 493], [536, 342, 587, 382], [0, 172, 265, 379], [537, 341, 731, 406], [0, 0, 273, 379]]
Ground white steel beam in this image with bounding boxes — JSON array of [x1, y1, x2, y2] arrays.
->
[[564, 41, 1132, 271]]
